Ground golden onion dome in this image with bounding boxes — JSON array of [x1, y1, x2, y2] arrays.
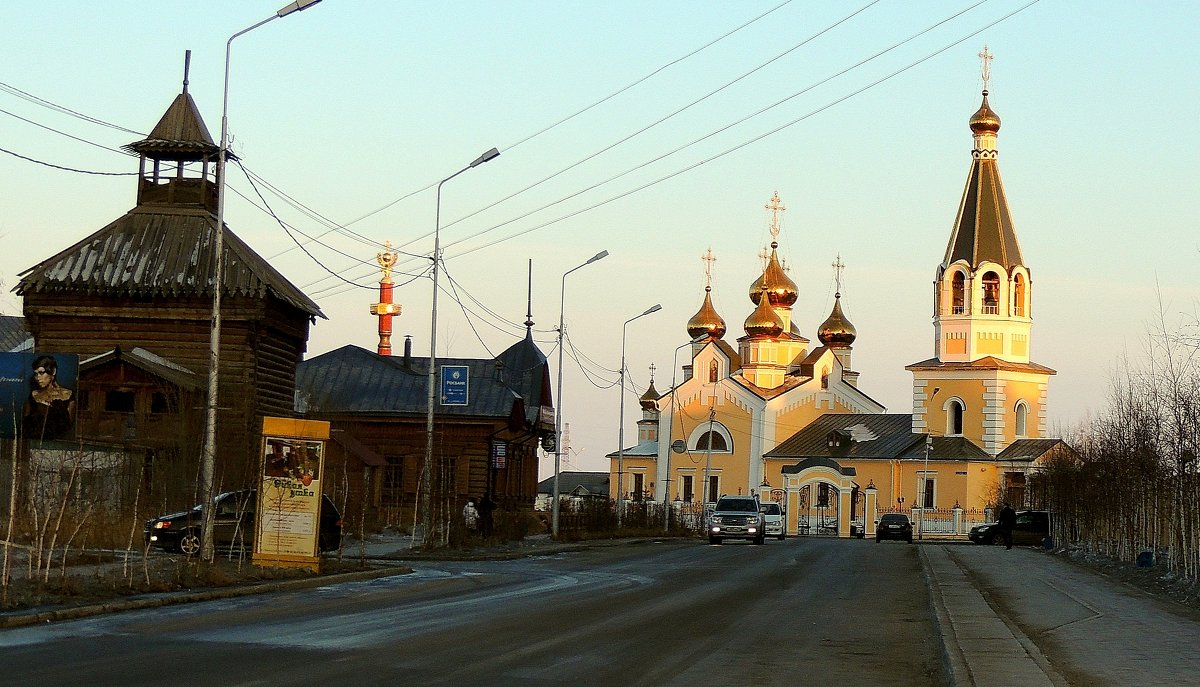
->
[[744, 287, 785, 338], [639, 380, 660, 411], [969, 90, 1001, 134], [687, 286, 726, 340], [749, 244, 799, 308], [817, 293, 857, 348]]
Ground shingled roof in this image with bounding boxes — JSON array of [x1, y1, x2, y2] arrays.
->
[[15, 207, 323, 319]]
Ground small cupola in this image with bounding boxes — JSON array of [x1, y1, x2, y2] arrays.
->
[[122, 52, 221, 213]]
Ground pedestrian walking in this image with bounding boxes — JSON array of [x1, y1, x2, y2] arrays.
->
[[998, 503, 1016, 550], [462, 498, 479, 532]]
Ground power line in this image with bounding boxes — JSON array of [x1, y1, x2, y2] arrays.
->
[[0, 79, 144, 136], [0, 144, 135, 175]]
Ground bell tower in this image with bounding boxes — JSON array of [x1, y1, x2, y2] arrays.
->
[[908, 48, 1055, 455]]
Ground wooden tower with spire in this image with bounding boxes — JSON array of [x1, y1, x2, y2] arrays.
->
[[907, 47, 1055, 455]]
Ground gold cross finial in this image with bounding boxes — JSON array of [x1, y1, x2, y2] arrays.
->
[[979, 45, 993, 92], [765, 191, 785, 243], [757, 246, 771, 269], [702, 247, 717, 288], [376, 240, 399, 280], [832, 254, 845, 295]]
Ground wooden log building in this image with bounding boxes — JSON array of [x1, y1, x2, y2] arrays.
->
[[15, 77, 323, 505]]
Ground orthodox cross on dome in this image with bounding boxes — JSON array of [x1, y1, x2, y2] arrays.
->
[[765, 191, 786, 244], [758, 246, 771, 270], [832, 254, 845, 296], [702, 246, 717, 288], [648, 363, 656, 384], [978, 45, 993, 92]]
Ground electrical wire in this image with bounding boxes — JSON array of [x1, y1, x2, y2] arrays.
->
[[0, 144, 135, 175], [0, 79, 145, 136]]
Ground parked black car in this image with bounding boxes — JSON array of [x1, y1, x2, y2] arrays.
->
[[876, 513, 913, 543], [969, 510, 1050, 547], [144, 489, 342, 555]]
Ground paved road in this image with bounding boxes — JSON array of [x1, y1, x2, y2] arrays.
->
[[929, 543, 1200, 686], [1, 538, 944, 686]]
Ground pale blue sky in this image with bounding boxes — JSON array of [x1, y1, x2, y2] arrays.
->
[[1, 1, 1196, 474]]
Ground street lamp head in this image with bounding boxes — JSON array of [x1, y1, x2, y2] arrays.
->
[[587, 250, 609, 265], [643, 304, 663, 316], [470, 147, 501, 167], [277, 0, 322, 17]]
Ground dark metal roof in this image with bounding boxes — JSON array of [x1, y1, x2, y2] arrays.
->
[[296, 344, 533, 420], [0, 315, 31, 352], [944, 155, 1023, 269], [767, 414, 920, 459], [781, 456, 856, 476], [494, 329, 552, 427], [536, 471, 609, 496], [15, 206, 323, 319], [997, 438, 1074, 463], [80, 346, 201, 390], [898, 435, 992, 461]]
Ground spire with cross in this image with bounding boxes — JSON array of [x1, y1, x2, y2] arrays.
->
[[702, 247, 717, 290], [979, 45, 993, 92], [765, 191, 786, 245], [832, 254, 845, 297], [648, 363, 656, 385]]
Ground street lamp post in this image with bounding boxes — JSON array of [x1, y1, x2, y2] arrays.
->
[[200, 0, 323, 563], [416, 146, 500, 548], [662, 336, 704, 532], [920, 435, 932, 541], [551, 250, 609, 538], [616, 304, 662, 529]]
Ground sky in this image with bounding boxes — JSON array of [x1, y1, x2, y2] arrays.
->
[[1, 1, 1197, 477]]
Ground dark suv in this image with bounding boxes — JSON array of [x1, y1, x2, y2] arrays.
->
[[708, 496, 765, 545], [145, 489, 342, 555], [969, 510, 1050, 547]]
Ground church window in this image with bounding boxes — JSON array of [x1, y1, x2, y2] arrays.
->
[[952, 272, 966, 314], [709, 359, 718, 383], [982, 272, 1000, 314], [821, 371, 829, 389], [681, 475, 694, 502], [632, 473, 645, 501], [948, 400, 964, 435], [707, 475, 720, 503], [1013, 274, 1026, 317], [1015, 401, 1029, 437], [696, 431, 728, 452]]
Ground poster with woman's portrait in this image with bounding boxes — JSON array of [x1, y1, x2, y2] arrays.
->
[[0, 352, 78, 441]]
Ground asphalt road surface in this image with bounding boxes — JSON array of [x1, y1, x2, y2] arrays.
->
[[0, 537, 944, 686]]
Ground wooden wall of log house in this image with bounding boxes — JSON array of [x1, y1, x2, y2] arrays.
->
[[22, 291, 311, 500], [313, 416, 540, 531]]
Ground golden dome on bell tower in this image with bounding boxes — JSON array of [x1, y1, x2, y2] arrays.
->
[[818, 293, 857, 348], [969, 91, 1001, 134]]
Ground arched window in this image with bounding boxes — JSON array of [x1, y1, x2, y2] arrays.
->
[[947, 400, 964, 435], [952, 272, 966, 314], [696, 431, 727, 451], [1013, 273, 1026, 317], [708, 359, 719, 383], [982, 271, 1000, 314], [1015, 401, 1029, 437]]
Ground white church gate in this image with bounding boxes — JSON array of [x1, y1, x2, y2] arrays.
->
[[781, 457, 865, 538]]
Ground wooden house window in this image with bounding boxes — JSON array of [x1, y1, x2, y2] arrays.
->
[[150, 391, 177, 414], [105, 390, 135, 413], [381, 456, 405, 506]]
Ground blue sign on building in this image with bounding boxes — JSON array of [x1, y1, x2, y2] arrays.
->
[[440, 365, 469, 406]]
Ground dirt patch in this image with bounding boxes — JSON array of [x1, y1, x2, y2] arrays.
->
[[1, 547, 397, 614], [1055, 545, 1200, 613]]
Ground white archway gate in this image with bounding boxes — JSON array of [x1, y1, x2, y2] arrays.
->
[[782, 457, 873, 538]]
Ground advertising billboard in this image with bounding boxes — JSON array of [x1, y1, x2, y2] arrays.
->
[[0, 351, 79, 441], [254, 417, 330, 571]]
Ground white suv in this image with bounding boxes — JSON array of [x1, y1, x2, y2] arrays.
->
[[708, 496, 766, 545], [760, 502, 786, 540]]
